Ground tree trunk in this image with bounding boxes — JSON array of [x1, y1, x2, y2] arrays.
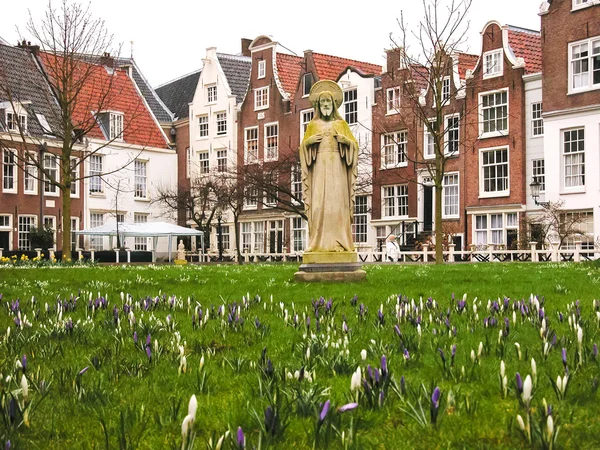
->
[[233, 214, 243, 265], [435, 182, 443, 264], [61, 185, 72, 261]]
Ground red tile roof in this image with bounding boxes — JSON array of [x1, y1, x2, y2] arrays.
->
[[275, 53, 303, 100], [39, 53, 169, 149], [457, 52, 478, 79], [409, 64, 430, 92], [312, 52, 382, 81], [507, 26, 542, 74]]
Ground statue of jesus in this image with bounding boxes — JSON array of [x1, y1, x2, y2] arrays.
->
[[299, 80, 359, 253]]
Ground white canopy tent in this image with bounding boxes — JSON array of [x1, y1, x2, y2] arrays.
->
[[75, 222, 204, 262]]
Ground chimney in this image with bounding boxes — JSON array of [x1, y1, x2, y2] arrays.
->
[[100, 52, 114, 69], [385, 47, 404, 73], [241, 38, 252, 57], [17, 40, 40, 56]]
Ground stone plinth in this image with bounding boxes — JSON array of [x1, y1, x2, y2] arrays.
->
[[295, 252, 366, 282]]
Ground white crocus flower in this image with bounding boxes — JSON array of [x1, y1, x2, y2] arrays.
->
[[350, 367, 362, 391], [21, 374, 28, 400], [477, 342, 484, 358], [515, 342, 522, 360], [361, 349, 367, 361], [516, 414, 526, 431], [531, 358, 537, 385], [500, 360, 506, 378], [546, 415, 554, 439], [523, 375, 533, 405], [577, 326, 583, 345]]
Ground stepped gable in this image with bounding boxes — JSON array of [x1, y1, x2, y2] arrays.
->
[[217, 53, 252, 103], [39, 52, 169, 148], [155, 70, 201, 121], [507, 26, 542, 74]]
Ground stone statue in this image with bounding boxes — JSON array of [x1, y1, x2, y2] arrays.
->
[[299, 80, 359, 253], [177, 239, 186, 261]]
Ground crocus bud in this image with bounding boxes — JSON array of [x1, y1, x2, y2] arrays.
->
[[516, 414, 525, 431], [477, 342, 483, 358], [546, 415, 554, 438], [20, 374, 28, 400], [361, 349, 367, 361], [577, 327, 583, 345], [500, 360, 505, 378], [523, 375, 532, 406]]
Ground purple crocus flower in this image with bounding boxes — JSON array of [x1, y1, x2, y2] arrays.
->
[[237, 426, 245, 449], [146, 346, 152, 361], [342, 320, 348, 334], [133, 332, 138, 345], [516, 372, 523, 394], [394, 325, 402, 338], [319, 400, 331, 423], [338, 402, 358, 413], [5, 440, 10, 450], [400, 375, 406, 395], [21, 355, 27, 372], [146, 334, 151, 347], [431, 387, 441, 409], [78, 366, 89, 376], [438, 348, 446, 365], [381, 355, 387, 376], [403, 348, 410, 360], [562, 348, 567, 366], [264, 406, 274, 431]]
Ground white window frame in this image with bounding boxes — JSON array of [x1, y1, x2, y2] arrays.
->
[[531, 102, 544, 137], [43, 153, 59, 196], [257, 60, 266, 79], [479, 146, 510, 198], [70, 157, 79, 198], [134, 159, 148, 199], [2, 149, 17, 193], [353, 195, 368, 243], [483, 50, 503, 79], [244, 126, 259, 164], [215, 112, 227, 136], [303, 73, 314, 97], [382, 130, 408, 168], [186, 147, 192, 178], [241, 222, 252, 252], [109, 113, 124, 141], [89, 154, 103, 194], [563, 128, 585, 190], [291, 164, 303, 204], [70, 217, 79, 252], [443, 172, 459, 219], [198, 115, 209, 138], [386, 87, 401, 114], [291, 217, 307, 252], [206, 85, 217, 104], [244, 185, 259, 210], [264, 171, 278, 207], [89, 212, 104, 250], [344, 89, 358, 125], [24, 153, 37, 195], [198, 151, 209, 175], [6, 111, 27, 133], [423, 119, 436, 160], [441, 76, 451, 104], [444, 114, 460, 155], [572, 0, 594, 11], [382, 184, 409, 218], [532, 159, 545, 193], [43, 216, 57, 249], [18, 215, 36, 250], [221, 225, 230, 251], [253, 221, 264, 252], [264, 122, 278, 161], [254, 86, 269, 110], [134, 213, 148, 251], [479, 89, 509, 138], [0, 214, 12, 250], [216, 149, 227, 173], [568, 36, 600, 93], [300, 108, 314, 140]]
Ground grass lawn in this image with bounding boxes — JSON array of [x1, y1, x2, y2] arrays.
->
[[2, 262, 600, 449]]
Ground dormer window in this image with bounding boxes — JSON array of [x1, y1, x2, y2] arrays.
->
[[303, 73, 314, 97], [483, 50, 503, 79], [7, 112, 27, 133], [258, 60, 266, 79], [109, 113, 123, 140]]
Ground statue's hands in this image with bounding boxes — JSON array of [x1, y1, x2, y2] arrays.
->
[[304, 134, 322, 146], [334, 134, 351, 146]]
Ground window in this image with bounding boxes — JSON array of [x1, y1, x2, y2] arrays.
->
[[44, 216, 56, 247], [6, 112, 27, 133], [89, 155, 103, 193], [382, 131, 407, 168], [474, 212, 519, 246], [292, 217, 307, 251], [480, 147, 509, 196], [215, 112, 227, 136], [255, 86, 269, 110], [292, 164, 303, 203], [532, 103, 544, 137], [217, 149, 227, 173], [569, 37, 600, 92], [483, 50, 503, 78], [258, 60, 266, 79], [221, 226, 230, 250], [300, 109, 314, 140], [70, 158, 78, 197], [109, 113, 123, 140], [383, 185, 408, 217], [441, 77, 451, 104], [134, 160, 147, 199], [475, 215, 488, 245], [253, 221, 264, 252], [376, 226, 386, 252], [480, 90, 508, 136], [199, 151, 209, 174], [563, 128, 585, 188], [532, 159, 545, 192], [445, 114, 459, 155], [89, 212, 104, 250], [443, 173, 459, 218], [303, 73, 314, 97], [134, 214, 148, 250], [424, 119, 436, 159], [563, 211, 594, 249], [490, 214, 503, 244], [344, 89, 358, 124], [24, 155, 37, 194], [386, 87, 401, 113], [198, 115, 208, 138], [206, 85, 217, 104], [18, 216, 36, 250], [244, 185, 259, 208], [264, 172, 278, 207], [241, 222, 252, 252], [353, 195, 368, 243], [245, 127, 258, 164], [70, 217, 79, 251], [3, 149, 16, 192], [573, 0, 591, 7], [186, 148, 192, 178], [44, 153, 58, 194], [264, 123, 278, 161]]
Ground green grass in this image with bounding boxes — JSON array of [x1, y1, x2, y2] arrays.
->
[[2, 262, 600, 449]]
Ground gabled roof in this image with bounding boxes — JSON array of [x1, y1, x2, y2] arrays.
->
[[312, 52, 382, 81], [275, 53, 303, 100], [409, 64, 430, 93], [39, 52, 169, 148], [116, 57, 173, 123], [506, 26, 542, 74], [457, 52, 478, 79], [0, 43, 62, 137], [155, 70, 201, 121], [217, 53, 251, 103]]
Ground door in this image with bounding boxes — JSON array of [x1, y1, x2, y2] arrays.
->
[[423, 186, 433, 231], [453, 235, 463, 261], [269, 220, 283, 253], [0, 231, 9, 250]]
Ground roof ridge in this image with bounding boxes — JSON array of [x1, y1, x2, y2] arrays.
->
[[311, 51, 381, 68], [155, 69, 202, 89], [216, 52, 251, 62], [507, 25, 541, 35]]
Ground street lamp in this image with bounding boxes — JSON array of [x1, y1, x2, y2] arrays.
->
[[216, 211, 223, 262], [530, 178, 549, 207]]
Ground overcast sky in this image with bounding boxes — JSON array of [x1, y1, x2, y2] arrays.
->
[[2, 0, 542, 88]]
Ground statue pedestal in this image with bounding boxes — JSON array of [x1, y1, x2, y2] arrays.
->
[[295, 252, 366, 282]]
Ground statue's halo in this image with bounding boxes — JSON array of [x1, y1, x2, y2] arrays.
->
[[309, 80, 343, 109]]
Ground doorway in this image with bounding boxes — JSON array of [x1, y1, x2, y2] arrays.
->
[[269, 220, 283, 253], [423, 186, 433, 232]]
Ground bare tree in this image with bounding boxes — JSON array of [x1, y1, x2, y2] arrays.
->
[[0, 0, 150, 259], [524, 201, 589, 250]]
